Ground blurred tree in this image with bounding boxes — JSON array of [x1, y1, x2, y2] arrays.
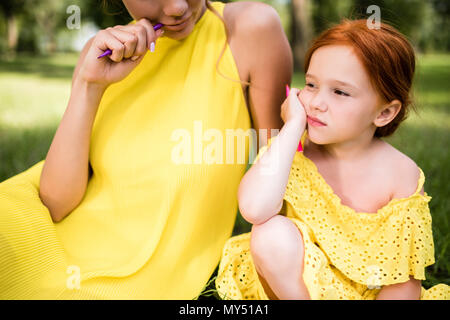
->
[[1, 0, 83, 55], [1, 0, 448, 56], [427, 0, 450, 51], [351, 0, 427, 47], [0, 0, 25, 55], [311, 0, 353, 32], [85, 0, 132, 29], [290, 0, 313, 71], [28, 0, 71, 53]]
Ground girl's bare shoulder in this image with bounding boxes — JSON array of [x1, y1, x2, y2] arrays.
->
[[376, 140, 424, 198]]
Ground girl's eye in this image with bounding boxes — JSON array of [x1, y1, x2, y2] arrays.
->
[[334, 89, 350, 97], [306, 83, 315, 88]]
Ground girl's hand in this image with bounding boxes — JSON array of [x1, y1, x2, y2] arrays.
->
[[77, 18, 164, 88], [281, 87, 307, 130]]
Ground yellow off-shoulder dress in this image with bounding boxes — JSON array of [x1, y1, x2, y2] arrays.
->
[[0, 2, 253, 299], [216, 133, 450, 300]]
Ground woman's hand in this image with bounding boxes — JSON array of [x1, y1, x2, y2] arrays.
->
[[281, 87, 307, 131], [77, 18, 164, 88]]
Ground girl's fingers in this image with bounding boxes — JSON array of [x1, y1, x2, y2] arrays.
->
[[106, 27, 137, 60], [288, 88, 301, 106], [289, 87, 301, 96], [297, 87, 308, 107]]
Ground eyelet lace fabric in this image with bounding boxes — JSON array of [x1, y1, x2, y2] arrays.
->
[[215, 134, 450, 300]]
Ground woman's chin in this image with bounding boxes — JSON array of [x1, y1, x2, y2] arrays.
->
[[165, 24, 195, 41]]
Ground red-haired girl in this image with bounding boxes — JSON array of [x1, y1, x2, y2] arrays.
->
[[216, 19, 449, 300]]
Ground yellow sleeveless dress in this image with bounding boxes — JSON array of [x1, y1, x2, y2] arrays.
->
[[216, 133, 450, 300], [0, 1, 253, 299]]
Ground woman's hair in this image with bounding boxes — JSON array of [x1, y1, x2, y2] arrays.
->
[[205, 1, 251, 86], [304, 19, 416, 137]]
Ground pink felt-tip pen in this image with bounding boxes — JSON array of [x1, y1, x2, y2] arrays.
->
[[285, 84, 303, 152], [97, 23, 164, 59]]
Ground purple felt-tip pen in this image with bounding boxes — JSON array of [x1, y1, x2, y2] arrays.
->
[[97, 23, 164, 59]]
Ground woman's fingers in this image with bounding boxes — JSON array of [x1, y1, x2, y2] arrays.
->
[[96, 29, 126, 62], [135, 18, 164, 51], [106, 27, 138, 60], [95, 19, 164, 64], [115, 24, 148, 59]]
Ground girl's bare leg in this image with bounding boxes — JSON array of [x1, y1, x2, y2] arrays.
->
[[250, 215, 311, 300]]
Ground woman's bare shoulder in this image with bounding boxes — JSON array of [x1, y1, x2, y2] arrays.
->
[[223, 1, 285, 51], [222, 1, 292, 122], [223, 1, 282, 33]]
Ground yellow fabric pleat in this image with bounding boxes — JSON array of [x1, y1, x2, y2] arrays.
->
[[216, 132, 450, 300], [1, 1, 252, 299]]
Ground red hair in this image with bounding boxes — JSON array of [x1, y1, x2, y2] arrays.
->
[[304, 19, 416, 137]]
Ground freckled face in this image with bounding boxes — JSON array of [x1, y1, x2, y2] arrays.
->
[[299, 45, 385, 145], [122, 0, 206, 40]]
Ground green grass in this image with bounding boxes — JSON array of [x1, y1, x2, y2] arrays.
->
[[0, 52, 78, 179], [0, 52, 448, 299], [384, 54, 450, 288]]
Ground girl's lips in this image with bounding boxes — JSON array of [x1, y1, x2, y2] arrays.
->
[[307, 116, 327, 126]]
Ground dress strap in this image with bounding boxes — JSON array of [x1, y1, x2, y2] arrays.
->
[[415, 167, 426, 194]]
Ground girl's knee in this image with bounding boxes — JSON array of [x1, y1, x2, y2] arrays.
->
[[250, 215, 304, 266]]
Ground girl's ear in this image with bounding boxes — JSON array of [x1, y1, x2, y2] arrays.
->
[[373, 99, 402, 128]]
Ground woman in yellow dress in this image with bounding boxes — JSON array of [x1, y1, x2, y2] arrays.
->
[[0, 0, 292, 299], [216, 19, 450, 300]]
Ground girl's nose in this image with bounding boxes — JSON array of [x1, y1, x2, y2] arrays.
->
[[309, 92, 328, 113], [163, 0, 189, 17]]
